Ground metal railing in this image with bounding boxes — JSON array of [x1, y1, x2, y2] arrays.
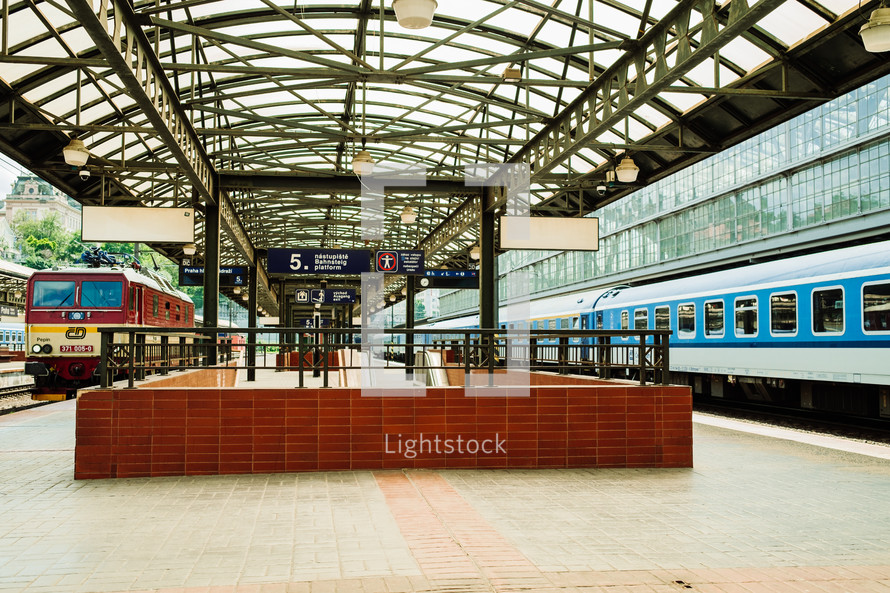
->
[[96, 327, 672, 388]]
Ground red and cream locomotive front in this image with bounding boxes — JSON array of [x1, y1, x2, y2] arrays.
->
[[25, 269, 129, 393]]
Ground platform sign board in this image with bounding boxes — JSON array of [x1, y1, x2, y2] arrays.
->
[[268, 249, 371, 275], [416, 269, 479, 289], [375, 250, 425, 274], [178, 266, 247, 286], [500, 216, 599, 251], [295, 288, 357, 304], [82, 206, 195, 243]]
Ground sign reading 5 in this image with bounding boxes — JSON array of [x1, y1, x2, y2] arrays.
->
[[290, 253, 302, 271]]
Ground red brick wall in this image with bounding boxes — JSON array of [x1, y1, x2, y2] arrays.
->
[[75, 384, 692, 479]]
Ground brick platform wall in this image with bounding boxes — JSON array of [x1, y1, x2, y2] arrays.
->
[[75, 384, 692, 479]]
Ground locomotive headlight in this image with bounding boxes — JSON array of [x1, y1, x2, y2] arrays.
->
[[41, 344, 53, 354], [31, 344, 43, 354]]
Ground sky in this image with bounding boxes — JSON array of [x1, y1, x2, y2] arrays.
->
[[0, 153, 27, 198]]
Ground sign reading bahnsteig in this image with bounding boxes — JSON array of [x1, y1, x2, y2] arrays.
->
[[267, 249, 371, 275]]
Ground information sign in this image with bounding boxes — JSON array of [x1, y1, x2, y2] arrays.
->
[[375, 250, 425, 274], [268, 249, 371, 274]]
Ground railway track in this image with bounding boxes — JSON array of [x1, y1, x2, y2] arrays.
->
[[0, 384, 48, 416], [694, 399, 890, 445]]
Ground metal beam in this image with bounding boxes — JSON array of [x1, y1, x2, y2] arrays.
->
[[64, 0, 215, 203], [65, 0, 277, 309], [512, 0, 788, 179]]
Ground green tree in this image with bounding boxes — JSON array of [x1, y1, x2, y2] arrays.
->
[[11, 211, 82, 269]]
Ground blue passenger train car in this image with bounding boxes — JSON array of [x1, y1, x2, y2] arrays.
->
[[419, 241, 890, 418]]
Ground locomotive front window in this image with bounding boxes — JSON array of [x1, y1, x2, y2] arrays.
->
[[863, 282, 890, 332], [81, 281, 123, 308], [32, 280, 75, 307]]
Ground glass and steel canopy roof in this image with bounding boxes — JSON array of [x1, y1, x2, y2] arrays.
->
[[1, 0, 888, 312]]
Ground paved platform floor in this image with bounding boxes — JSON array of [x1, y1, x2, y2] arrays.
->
[[1, 399, 889, 592]]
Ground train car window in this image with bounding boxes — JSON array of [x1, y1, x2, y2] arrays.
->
[[176, 304, 181, 321], [560, 318, 568, 329], [634, 309, 648, 330], [128, 287, 135, 311], [678, 303, 695, 337], [32, 280, 76, 307], [153, 294, 159, 317], [813, 288, 844, 334], [770, 293, 798, 335], [863, 282, 890, 332], [655, 306, 670, 330], [81, 281, 123, 308], [621, 310, 629, 330], [572, 317, 579, 329], [734, 297, 758, 336], [704, 301, 724, 337], [549, 319, 557, 331], [165, 301, 171, 320]]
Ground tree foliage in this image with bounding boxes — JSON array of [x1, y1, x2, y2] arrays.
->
[[11, 211, 82, 269]]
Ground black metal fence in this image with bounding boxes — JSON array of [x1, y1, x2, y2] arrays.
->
[[96, 327, 672, 388]]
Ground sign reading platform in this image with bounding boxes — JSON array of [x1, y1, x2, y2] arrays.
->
[[375, 250, 425, 274], [295, 288, 357, 304], [268, 249, 371, 275], [179, 266, 247, 286]]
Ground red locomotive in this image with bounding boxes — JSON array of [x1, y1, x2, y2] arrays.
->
[[25, 250, 194, 399]]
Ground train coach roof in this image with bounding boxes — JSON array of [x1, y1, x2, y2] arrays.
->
[[597, 241, 890, 307], [31, 266, 193, 304]]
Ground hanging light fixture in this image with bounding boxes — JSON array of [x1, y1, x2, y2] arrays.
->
[[233, 286, 241, 294], [860, 6, 890, 52], [469, 244, 481, 260], [13, 289, 22, 299], [400, 205, 417, 223], [182, 243, 197, 256], [242, 294, 249, 301], [389, 294, 397, 302], [352, 149, 375, 175], [63, 137, 89, 167], [401, 287, 408, 296], [393, 0, 437, 29], [615, 156, 639, 183]]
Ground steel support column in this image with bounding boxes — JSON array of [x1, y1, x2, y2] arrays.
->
[[406, 279, 415, 378], [203, 201, 220, 329], [247, 265, 257, 382], [479, 189, 497, 330]]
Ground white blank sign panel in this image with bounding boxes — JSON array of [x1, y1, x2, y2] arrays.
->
[[500, 216, 599, 251], [81, 207, 195, 243]]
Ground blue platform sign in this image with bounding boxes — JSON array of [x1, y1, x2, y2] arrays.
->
[[179, 266, 247, 286], [424, 269, 477, 278], [375, 250, 425, 274], [268, 249, 371, 274], [310, 289, 356, 304]]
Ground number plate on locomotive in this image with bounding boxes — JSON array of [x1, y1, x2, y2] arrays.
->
[[59, 345, 93, 353]]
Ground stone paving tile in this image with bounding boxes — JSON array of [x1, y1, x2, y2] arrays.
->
[[3, 401, 890, 593]]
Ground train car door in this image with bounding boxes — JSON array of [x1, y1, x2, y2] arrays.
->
[[580, 315, 591, 359], [134, 287, 143, 324]]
